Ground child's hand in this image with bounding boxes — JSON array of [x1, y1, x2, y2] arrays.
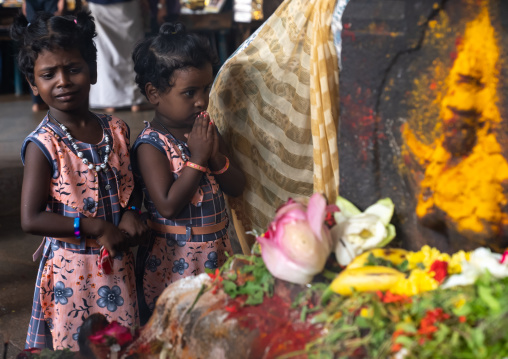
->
[[96, 222, 126, 258], [118, 210, 150, 247], [186, 112, 215, 165], [210, 118, 220, 162]]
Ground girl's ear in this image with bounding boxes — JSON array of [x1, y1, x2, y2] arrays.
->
[[27, 77, 39, 96], [145, 83, 159, 105]]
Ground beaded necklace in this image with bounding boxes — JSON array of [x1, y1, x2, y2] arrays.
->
[[48, 111, 111, 172], [153, 119, 189, 162]]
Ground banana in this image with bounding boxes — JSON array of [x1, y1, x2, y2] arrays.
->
[[347, 248, 409, 269], [330, 266, 406, 296]]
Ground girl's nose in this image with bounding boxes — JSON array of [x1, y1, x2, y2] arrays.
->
[[56, 71, 72, 88], [195, 95, 208, 109]]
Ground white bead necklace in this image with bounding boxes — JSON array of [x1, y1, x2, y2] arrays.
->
[[154, 119, 188, 162], [48, 111, 111, 172]]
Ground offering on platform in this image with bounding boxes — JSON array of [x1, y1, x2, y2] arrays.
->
[[117, 194, 508, 359]]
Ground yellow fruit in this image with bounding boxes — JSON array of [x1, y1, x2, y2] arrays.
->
[[330, 266, 406, 296], [347, 248, 409, 269]]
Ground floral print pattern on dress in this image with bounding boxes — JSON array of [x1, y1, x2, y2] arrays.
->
[[167, 237, 187, 248], [97, 285, 124, 312], [172, 258, 189, 275], [47, 241, 60, 260], [24, 114, 134, 217], [148, 131, 165, 147], [136, 127, 219, 206], [24, 114, 139, 351], [204, 251, 219, 269], [37, 246, 138, 350], [133, 123, 232, 320], [53, 281, 73, 305], [72, 326, 80, 341], [51, 159, 59, 179], [83, 197, 97, 213], [146, 255, 161, 272]]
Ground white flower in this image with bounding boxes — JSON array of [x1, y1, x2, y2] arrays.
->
[[393, 348, 409, 359], [332, 197, 396, 266], [442, 247, 508, 289]]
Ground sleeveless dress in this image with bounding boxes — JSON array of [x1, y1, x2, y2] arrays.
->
[[133, 123, 233, 321], [21, 114, 138, 350]]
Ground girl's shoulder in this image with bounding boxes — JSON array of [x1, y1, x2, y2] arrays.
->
[[133, 122, 177, 153], [23, 115, 61, 149], [21, 116, 61, 166]]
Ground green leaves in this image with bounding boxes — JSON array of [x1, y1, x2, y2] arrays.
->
[[297, 272, 508, 358], [222, 255, 274, 306]]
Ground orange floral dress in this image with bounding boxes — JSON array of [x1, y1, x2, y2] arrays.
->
[[133, 124, 233, 322], [22, 114, 138, 350]]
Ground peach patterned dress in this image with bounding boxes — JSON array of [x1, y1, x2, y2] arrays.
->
[[133, 123, 233, 323], [22, 113, 138, 350]]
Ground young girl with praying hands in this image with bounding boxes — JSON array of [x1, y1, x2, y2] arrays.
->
[[131, 22, 246, 323], [11, 11, 147, 350]]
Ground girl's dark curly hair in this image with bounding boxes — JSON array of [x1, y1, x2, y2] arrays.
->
[[132, 22, 218, 98], [10, 11, 97, 86]]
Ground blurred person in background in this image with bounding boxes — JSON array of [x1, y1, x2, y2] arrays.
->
[[87, 0, 145, 112], [147, 0, 180, 34]]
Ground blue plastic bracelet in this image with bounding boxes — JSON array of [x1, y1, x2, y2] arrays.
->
[[73, 217, 81, 240]]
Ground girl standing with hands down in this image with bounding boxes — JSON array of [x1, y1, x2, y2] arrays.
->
[[132, 23, 245, 322], [11, 11, 147, 350]]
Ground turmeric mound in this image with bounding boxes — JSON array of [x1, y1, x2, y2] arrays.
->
[[403, 7, 508, 245]]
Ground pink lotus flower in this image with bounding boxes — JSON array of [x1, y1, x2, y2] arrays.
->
[[257, 193, 334, 284]]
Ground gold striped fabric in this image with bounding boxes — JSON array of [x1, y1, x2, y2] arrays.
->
[[208, 0, 340, 252]]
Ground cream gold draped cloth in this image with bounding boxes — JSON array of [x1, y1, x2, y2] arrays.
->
[[208, 0, 340, 253]]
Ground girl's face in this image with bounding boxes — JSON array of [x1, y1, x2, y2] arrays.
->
[[153, 63, 214, 129], [30, 47, 96, 114]]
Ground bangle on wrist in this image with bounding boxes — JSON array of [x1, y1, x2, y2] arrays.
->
[[73, 217, 81, 240], [186, 161, 207, 173], [126, 205, 142, 214], [211, 156, 230, 175]]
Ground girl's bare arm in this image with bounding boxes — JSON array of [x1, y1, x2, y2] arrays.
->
[[136, 117, 216, 219], [136, 143, 207, 219], [21, 142, 125, 256]]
